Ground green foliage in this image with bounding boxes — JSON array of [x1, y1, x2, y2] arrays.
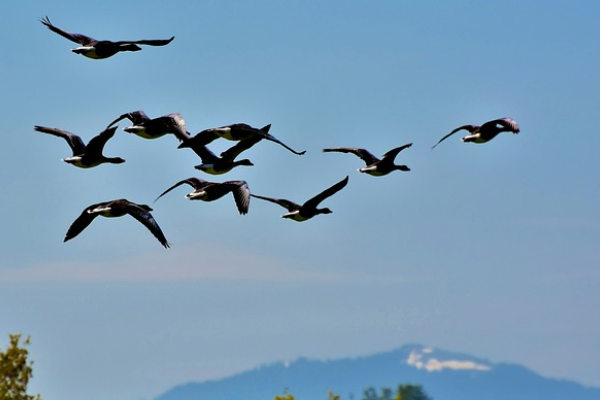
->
[[394, 384, 430, 400], [273, 391, 342, 400], [273, 392, 341, 400], [0, 334, 42, 400], [362, 384, 431, 400], [362, 386, 379, 400], [274, 395, 299, 400], [273, 383, 430, 400], [327, 391, 340, 400], [381, 387, 393, 400]]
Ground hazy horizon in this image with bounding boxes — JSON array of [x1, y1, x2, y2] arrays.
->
[[2, 1, 600, 400]]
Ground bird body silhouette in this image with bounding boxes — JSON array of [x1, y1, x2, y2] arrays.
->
[[40, 16, 174, 59], [179, 136, 261, 175], [432, 117, 520, 149], [109, 112, 190, 142], [34, 125, 125, 168], [251, 176, 349, 222], [323, 143, 412, 176], [64, 199, 169, 248], [186, 123, 306, 156], [155, 177, 251, 215]]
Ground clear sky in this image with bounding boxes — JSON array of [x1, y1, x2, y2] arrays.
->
[[2, 1, 600, 399]]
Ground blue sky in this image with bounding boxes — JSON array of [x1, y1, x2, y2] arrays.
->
[[2, 1, 600, 399]]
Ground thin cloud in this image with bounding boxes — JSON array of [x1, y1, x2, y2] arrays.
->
[[0, 242, 405, 285], [0, 243, 325, 283]]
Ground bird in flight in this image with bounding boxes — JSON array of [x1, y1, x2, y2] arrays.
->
[[179, 136, 261, 175], [107, 112, 190, 142], [155, 177, 251, 215], [323, 143, 412, 176], [64, 199, 170, 248], [40, 16, 174, 59], [185, 123, 306, 156], [251, 176, 349, 222], [34, 125, 125, 168], [431, 117, 520, 149]]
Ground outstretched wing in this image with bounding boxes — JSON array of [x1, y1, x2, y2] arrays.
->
[[220, 136, 262, 161], [259, 131, 306, 156], [83, 126, 118, 158], [64, 205, 101, 242], [189, 130, 220, 146], [223, 181, 251, 215], [181, 142, 218, 163], [481, 117, 520, 134], [303, 175, 349, 209], [151, 113, 189, 142], [381, 143, 413, 161], [125, 204, 170, 248], [39, 16, 96, 45], [106, 110, 150, 128], [114, 37, 175, 47], [322, 147, 379, 165], [251, 194, 300, 212], [155, 178, 206, 202], [34, 125, 86, 156], [431, 125, 476, 150]]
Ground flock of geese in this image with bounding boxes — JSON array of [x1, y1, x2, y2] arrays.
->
[[36, 16, 521, 248]]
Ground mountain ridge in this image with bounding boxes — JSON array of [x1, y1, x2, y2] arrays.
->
[[154, 344, 600, 400]]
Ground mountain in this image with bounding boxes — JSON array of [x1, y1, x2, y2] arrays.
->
[[155, 344, 600, 400]]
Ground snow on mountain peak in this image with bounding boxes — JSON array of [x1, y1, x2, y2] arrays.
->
[[406, 347, 491, 372]]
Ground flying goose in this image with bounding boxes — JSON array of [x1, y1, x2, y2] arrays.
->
[[432, 117, 520, 149], [322, 143, 412, 176], [155, 178, 250, 215], [34, 125, 125, 168], [40, 16, 174, 59], [64, 199, 169, 248], [251, 176, 349, 222], [179, 136, 261, 175], [109, 112, 190, 142], [184, 123, 306, 156]]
